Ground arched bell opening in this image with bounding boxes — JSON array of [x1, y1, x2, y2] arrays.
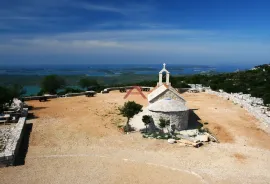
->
[[158, 63, 170, 86]]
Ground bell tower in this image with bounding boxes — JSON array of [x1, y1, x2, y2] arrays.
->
[[158, 63, 170, 86]]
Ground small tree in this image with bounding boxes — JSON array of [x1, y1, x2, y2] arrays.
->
[[142, 115, 151, 133], [158, 118, 170, 133], [0, 86, 12, 112], [0, 85, 25, 112], [78, 78, 99, 90], [119, 101, 143, 132], [9, 84, 26, 98], [41, 75, 66, 94]]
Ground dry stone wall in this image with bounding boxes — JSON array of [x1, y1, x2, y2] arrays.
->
[[206, 89, 270, 128], [0, 116, 27, 167]]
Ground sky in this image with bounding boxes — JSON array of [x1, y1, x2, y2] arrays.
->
[[0, 0, 270, 65]]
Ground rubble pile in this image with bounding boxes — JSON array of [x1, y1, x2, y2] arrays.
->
[[188, 84, 211, 92], [166, 129, 218, 147]]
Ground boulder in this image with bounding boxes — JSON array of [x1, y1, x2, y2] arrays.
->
[[178, 139, 193, 145], [178, 143, 187, 147], [179, 129, 198, 137], [195, 135, 209, 142], [178, 139, 203, 148], [168, 139, 176, 144]]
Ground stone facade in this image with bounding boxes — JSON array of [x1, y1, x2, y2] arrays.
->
[[149, 110, 189, 131], [150, 90, 186, 104], [147, 64, 189, 132]]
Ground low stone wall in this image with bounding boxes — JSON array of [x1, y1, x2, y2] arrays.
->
[[23, 91, 96, 100], [23, 95, 57, 101], [206, 90, 270, 128], [0, 117, 27, 167], [102, 86, 153, 93], [178, 88, 190, 93], [64, 91, 95, 97]]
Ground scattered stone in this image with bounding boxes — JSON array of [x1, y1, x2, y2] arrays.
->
[[178, 139, 203, 148], [178, 134, 197, 142], [178, 143, 187, 147], [168, 139, 176, 144], [205, 132, 219, 143], [178, 139, 194, 145], [193, 142, 203, 148], [195, 135, 209, 142], [179, 129, 198, 137], [193, 139, 200, 143]]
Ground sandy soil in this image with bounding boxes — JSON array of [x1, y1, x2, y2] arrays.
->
[[182, 93, 270, 149], [1, 91, 270, 184]]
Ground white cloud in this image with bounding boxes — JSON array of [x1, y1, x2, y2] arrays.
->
[[1, 38, 124, 54], [0, 29, 270, 64], [77, 2, 153, 15], [52, 29, 214, 41], [80, 4, 125, 14]]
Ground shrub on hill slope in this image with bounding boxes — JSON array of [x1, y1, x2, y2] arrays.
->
[[173, 64, 270, 105]]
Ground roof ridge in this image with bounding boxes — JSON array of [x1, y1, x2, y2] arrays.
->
[[148, 84, 186, 103]]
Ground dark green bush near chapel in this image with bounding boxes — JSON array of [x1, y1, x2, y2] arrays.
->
[[41, 75, 66, 94], [78, 77, 100, 90], [119, 101, 143, 132], [0, 84, 26, 111]]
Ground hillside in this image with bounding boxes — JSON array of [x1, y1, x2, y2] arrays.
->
[[170, 64, 270, 105], [133, 64, 270, 105]]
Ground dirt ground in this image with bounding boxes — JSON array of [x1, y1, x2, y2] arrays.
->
[[1, 91, 270, 184]]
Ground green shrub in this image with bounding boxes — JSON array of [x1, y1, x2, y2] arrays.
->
[[119, 101, 143, 132], [41, 75, 66, 94]]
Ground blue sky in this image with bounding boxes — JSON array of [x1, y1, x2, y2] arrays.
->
[[0, 0, 270, 65]]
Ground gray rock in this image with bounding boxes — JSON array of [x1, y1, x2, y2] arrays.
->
[[168, 139, 176, 144], [195, 135, 209, 142], [179, 129, 198, 137]]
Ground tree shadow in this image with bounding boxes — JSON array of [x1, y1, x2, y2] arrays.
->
[[26, 113, 39, 120], [178, 88, 190, 94], [26, 105, 34, 110], [187, 109, 203, 130], [13, 123, 33, 166], [31, 107, 47, 111]]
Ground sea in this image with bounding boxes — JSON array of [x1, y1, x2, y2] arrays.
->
[[0, 64, 253, 96], [0, 64, 252, 76]]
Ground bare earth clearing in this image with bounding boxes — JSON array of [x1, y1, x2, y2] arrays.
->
[[1, 91, 270, 184]]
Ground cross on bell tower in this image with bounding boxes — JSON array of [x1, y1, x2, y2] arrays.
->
[[158, 63, 170, 86]]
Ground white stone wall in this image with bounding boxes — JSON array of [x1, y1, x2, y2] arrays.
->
[[149, 110, 189, 131], [0, 115, 27, 167], [206, 89, 270, 128]]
